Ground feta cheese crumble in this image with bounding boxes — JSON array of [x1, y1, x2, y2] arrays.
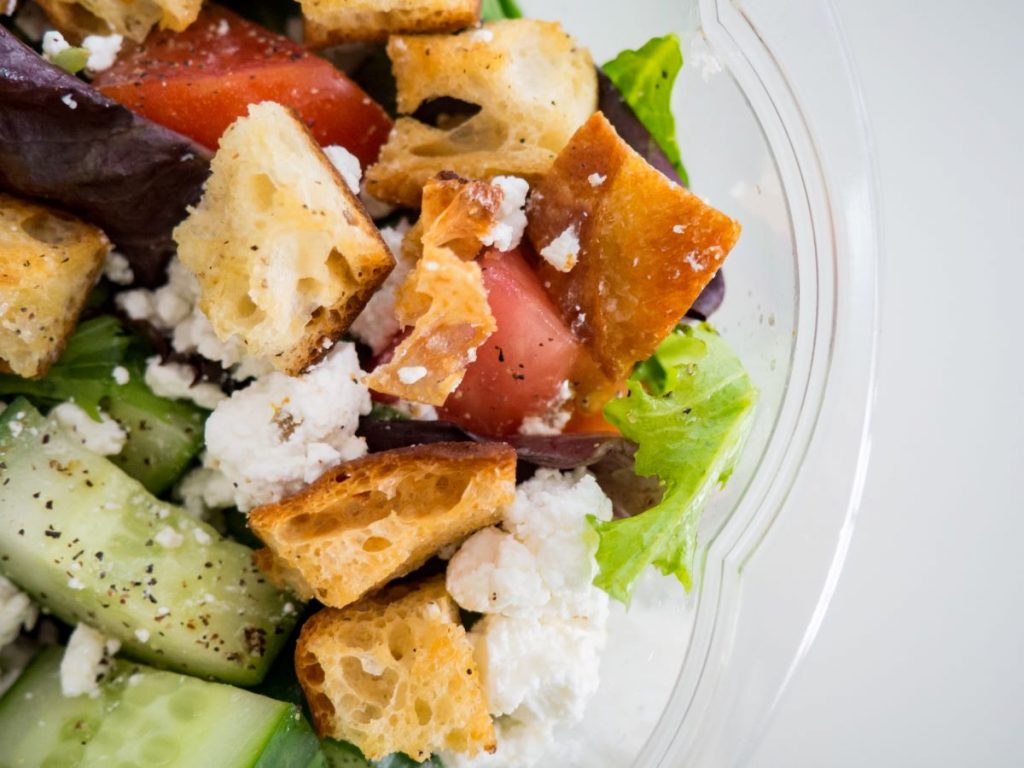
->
[[323, 145, 362, 195], [539, 226, 581, 273], [587, 173, 606, 187], [61, 93, 78, 110], [51, 402, 126, 456], [103, 250, 134, 285], [481, 176, 529, 252], [144, 357, 227, 410], [444, 470, 613, 767], [0, 575, 37, 648], [112, 365, 130, 386], [154, 526, 184, 549], [176, 464, 237, 519], [81, 33, 123, 73], [203, 343, 371, 511], [117, 258, 270, 381], [349, 222, 412, 354], [397, 365, 427, 384], [60, 624, 120, 698]]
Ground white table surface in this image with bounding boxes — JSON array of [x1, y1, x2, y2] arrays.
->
[[748, 1, 1024, 765]]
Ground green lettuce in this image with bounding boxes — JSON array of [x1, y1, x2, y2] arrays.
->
[[593, 324, 756, 602], [480, 0, 522, 20], [603, 34, 689, 185]]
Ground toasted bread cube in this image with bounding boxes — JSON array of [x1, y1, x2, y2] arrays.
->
[[0, 194, 108, 379], [303, 0, 481, 46], [296, 577, 495, 761], [526, 113, 742, 407], [363, 174, 505, 405], [250, 442, 516, 608], [364, 20, 597, 207], [174, 102, 394, 376], [38, 0, 202, 42]]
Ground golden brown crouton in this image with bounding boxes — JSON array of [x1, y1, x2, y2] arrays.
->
[[526, 112, 743, 409], [38, 0, 202, 42], [0, 194, 108, 379], [364, 20, 597, 207], [174, 102, 394, 376], [249, 442, 516, 608], [303, 0, 481, 46], [296, 577, 495, 761], [362, 174, 503, 405]]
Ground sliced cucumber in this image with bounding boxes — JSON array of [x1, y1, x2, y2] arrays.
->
[[0, 400, 297, 685], [0, 647, 322, 768], [104, 379, 205, 495]]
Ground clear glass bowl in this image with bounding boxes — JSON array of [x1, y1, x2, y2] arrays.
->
[[519, 0, 879, 765]]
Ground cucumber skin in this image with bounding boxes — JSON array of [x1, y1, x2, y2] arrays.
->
[[0, 400, 298, 685], [0, 647, 323, 768]]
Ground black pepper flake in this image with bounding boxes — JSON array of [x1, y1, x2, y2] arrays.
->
[[44, 527, 61, 539]]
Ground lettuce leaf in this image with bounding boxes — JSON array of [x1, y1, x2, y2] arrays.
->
[[480, 0, 522, 20], [593, 324, 756, 602], [603, 34, 688, 186]]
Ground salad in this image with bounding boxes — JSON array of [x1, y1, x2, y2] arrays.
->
[[0, 0, 756, 766]]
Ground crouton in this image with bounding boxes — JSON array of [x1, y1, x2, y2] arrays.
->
[[250, 442, 516, 608], [37, 0, 202, 42], [362, 174, 503, 405], [364, 20, 597, 207], [303, 0, 481, 46], [0, 193, 108, 379], [296, 576, 495, 761], [526, 112, 742, 409], [174, 102, 394, 376]]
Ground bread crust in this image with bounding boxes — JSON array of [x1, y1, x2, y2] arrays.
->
[[0, 193, 108, 379], [303, 0, 481, 46], [37, 0, 202, 41], [526, 112, 743, 409], [295, 576, 495, 761], [250, 442, 516, 608]]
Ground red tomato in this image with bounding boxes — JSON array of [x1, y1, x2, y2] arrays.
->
[[93, 6, 392, 166], [441, 247, 583, 436]]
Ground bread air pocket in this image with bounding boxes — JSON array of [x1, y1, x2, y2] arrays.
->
[[174, 102, 394, 376], [364, 19, 597, 207]]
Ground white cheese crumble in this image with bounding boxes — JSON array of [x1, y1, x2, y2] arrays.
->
[[117, 258, 270, 381], [481, 176, 529, 253], [61, 93, 78, 110], [41, 30, 69, 59], [397, 365, 427, 384], [144, 357, 226, 410], [103, 249, 133, 286], [51, 402, 126, 456], [193, 527, 212, 545], [587, 173, 606, 187], [176, 464, 237, 519], [444, 470, 612, 767], [203, 343, 371, 511], [0, 575, 37, 648], [390, 399, 439, 421], [112, 365, 130, 386], [60, 624, 120, 698], [154, 526, 184, 549], [518, 381, 573, 436], [323, 145, 362, 195], [134, 629, 150, 643], [81, 33, 123, 73], [216, 17, 230, 36], [539, 226, 581, 273], [349, 221, 412, 354]]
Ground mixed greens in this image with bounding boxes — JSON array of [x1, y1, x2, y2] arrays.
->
[[0, 1, 755, 766]]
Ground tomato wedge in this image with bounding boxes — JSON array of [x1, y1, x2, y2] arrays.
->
[[440, 247, 583, 436], [93, 6, 392, 165]]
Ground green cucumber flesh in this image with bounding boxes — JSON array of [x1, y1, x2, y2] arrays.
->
[[104, 378, 206, 496], [0, 647, 321, 768], [0, 400, 297, 685]]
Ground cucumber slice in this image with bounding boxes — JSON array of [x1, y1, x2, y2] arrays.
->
[[104, 379, 205, 495], [0, 647, 112, 768], [0, 400, 298, 685], [0, 647, 322, 768]]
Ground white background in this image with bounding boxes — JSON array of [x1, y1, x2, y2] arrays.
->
[[749, 1, 1024, 765]]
